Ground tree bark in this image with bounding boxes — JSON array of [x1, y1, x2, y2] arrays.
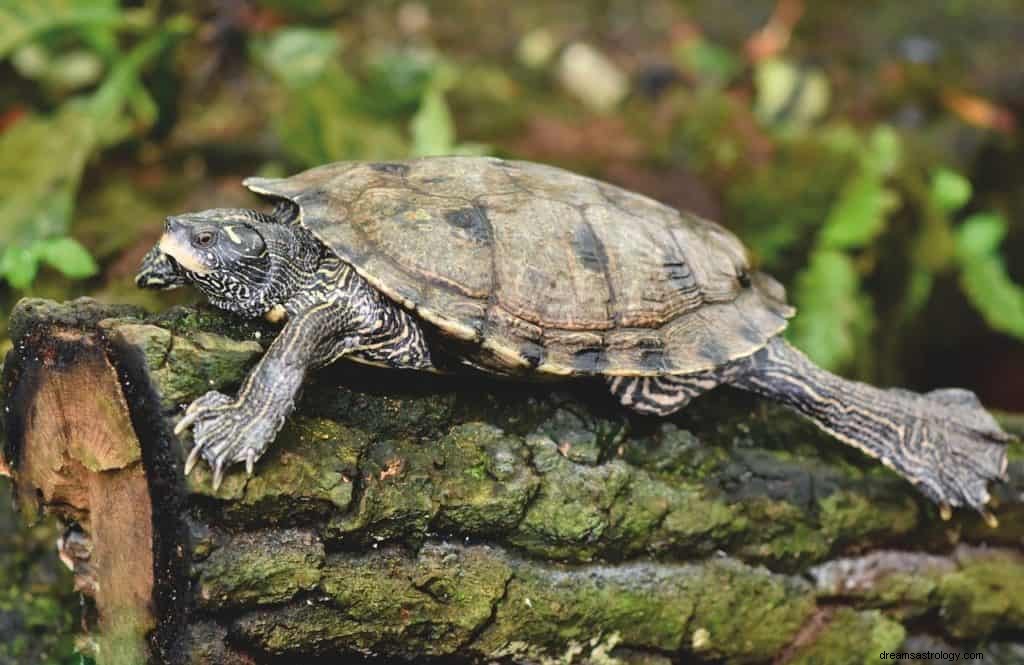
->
[[2, 297, 1023, 665]]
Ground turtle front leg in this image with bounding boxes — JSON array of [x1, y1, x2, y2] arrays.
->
[[175, 265, 434, 489], [175, 303, 340, 489]]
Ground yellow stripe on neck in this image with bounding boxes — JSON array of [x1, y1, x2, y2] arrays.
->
[[158, 233, 210, 275]]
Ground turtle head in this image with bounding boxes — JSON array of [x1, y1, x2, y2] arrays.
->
[[152, 208, 286, 318]]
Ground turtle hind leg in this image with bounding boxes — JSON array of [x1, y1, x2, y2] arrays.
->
[[725, 337, 1009, 515], [607, 373, 722, 416]]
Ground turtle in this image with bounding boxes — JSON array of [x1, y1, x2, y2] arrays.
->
[[136, 156, 1008, 519]]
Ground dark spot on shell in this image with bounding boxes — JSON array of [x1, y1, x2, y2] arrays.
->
[[663, 251, 696, 291], [370, 162, 410, 176], [444, 207, 492, 244], [519, 341, 546, 368], [571, 222, 609, 272], [572, 347, 609, 373], [421, 176, 451, 185], [699, 338, 731, 366], [639, 348, 673, 372]]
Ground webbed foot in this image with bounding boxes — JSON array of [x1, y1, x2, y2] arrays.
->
[[907, 388, 1009, 523], [174, 391, 274, 490]]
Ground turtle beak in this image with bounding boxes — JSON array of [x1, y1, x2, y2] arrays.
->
[[136, 246, 186, 290]]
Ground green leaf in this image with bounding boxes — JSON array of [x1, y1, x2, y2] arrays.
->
[[930, 168, 972, 213], [254, 27, 341, 87], [819, 172, 900, 249], [0, 23, 183, 248], [861, 125, 902, 177], [676, 39, 740, 87], [38, 236, 98, 279], [955, 212, 1007, 258], [954, 212, 1024, 339], [0, 104, 95, 248], [361, 51, 439, 116], [411, 87, 456, 157], [958, 256, 1024, 340], [0, 245, 40, 290], [273, 67, 407, 166], [0, 0, 125, 60], [754, 58, 830, 130], [787, 250, 874, 370], [896, 267, 935, 324]]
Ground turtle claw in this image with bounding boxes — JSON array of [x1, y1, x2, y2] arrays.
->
[[173, 390, 279, 489], [184, 443, 203, 476], [174, 413, 197, 437], [939, 503, 953, 521], [212, 460, 226, 492]]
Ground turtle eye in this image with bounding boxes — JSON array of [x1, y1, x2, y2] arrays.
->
[[192, 231, 216, 248]]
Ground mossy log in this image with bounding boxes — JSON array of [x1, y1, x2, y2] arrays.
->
[[2, 298, 1024, 665]]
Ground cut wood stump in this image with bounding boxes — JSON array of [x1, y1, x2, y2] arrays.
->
[[2, 298, 1023, 665]]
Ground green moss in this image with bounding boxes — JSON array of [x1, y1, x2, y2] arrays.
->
[[817, 489, 919, 545], [432, 423, 540, 534], [163, 331, 260, 409], [620, 423, 728, 479], [330, 543, 511, 648], [300, 369, 459, 441], [151, 306, 275, 344], [644, 482, 745, 557], [734, 497, 832, 565], [326, 434, 442, 544], [788, 608, 905, 665], [227, 540, 822, 663], [534, 406, 627, 465], [507, 434, 631, 561], [937, 550, 1024, 639], [242, 542, 512, 658], [104, 320, 264, 414], [476, 557, 814, 663], [834, 566, 942, 621], [810, 549, 1024, 639], [186, 417, 366, 521], [196, 528, 324, 608], [994, 412, 1024, 441], [685, 559, 816, 662], [8, 298, 144, 343]]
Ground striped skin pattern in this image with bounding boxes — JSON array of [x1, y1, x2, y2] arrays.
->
[[147, 210, 432, 489], [137, 157, 1009, 517], [135, 247, 189, 290], [608, 338, 1008, 516]]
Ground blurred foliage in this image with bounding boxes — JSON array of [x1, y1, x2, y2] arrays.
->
[[0, 1, 188, 289]]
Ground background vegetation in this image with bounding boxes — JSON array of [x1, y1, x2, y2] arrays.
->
[[0, 1, 1022, 663]]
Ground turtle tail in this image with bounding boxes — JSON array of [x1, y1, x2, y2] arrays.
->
[[727, 337, 1009, 518]]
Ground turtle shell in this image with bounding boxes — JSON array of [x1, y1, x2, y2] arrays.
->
[[244, 157, 794, 377]]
